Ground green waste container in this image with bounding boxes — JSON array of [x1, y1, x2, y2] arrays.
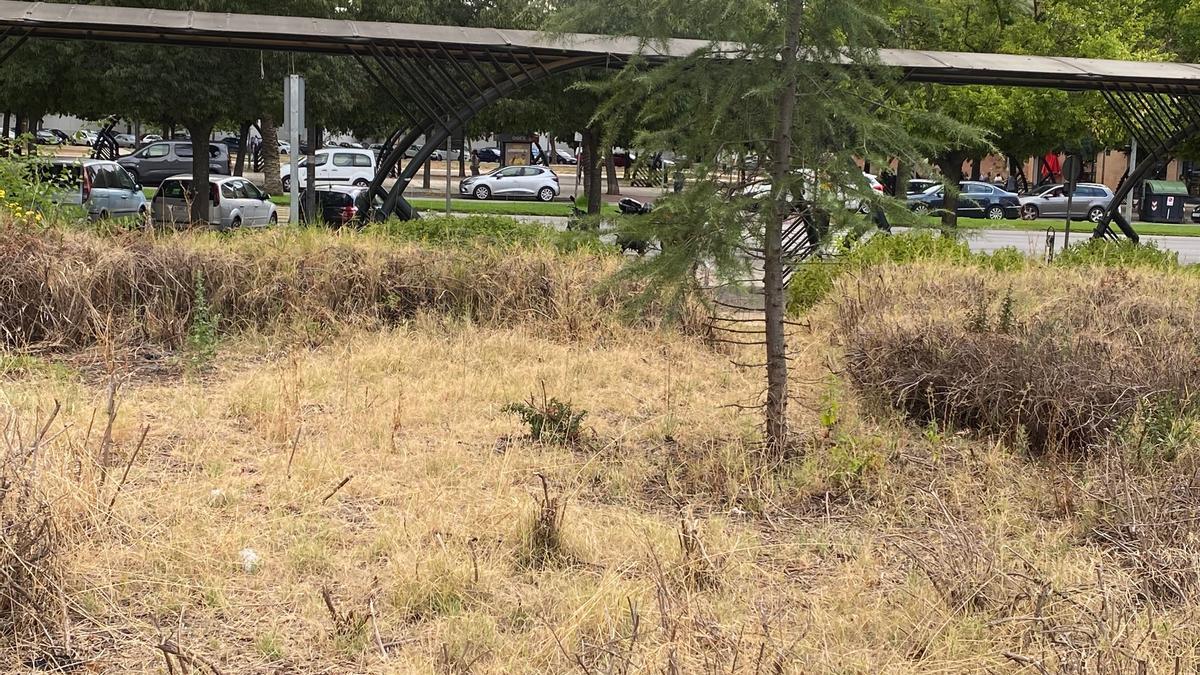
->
[[1140, 180, 1190, 223]]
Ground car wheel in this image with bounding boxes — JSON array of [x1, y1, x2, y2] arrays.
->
[[986, 205, 1005, 220], [1021, 204, 1040, 220], [1088, 206, 1106, 223], [911, 203, 930, 215], [353, 178, 369, 188], [537, 187, 555, 202], [97, 209, 110, 220], [282, 176, 291, 191], [473, 185, 491, 200], [268, 212, 278, 226], [231, 216, 242, 229]]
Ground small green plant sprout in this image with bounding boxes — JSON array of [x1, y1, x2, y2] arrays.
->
[[186, 269, 219, 372], [502, 384, 587, 445]]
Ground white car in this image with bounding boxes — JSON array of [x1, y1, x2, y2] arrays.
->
[[459, 165, 560, 201], [152, 174, 277, 229], [281, 148, 376, 190]]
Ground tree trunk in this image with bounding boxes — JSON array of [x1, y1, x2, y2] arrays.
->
[[458, 145, 465, 178], [234, 120, 251, 177], [186, 122, 214, 225], [305, 125, 319, 223], [422, 153, 432, 189], [763, 0, 804, 457], [969, 153, 983, 181], [261, 115, 282, 195], [936, 152, 965, 228], [581, 127, 603, 214], [895, 160, 912, 198], [605, 149, 620, 196]]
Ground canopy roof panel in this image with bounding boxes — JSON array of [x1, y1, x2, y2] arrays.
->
[[3, 1, 1200, 92]]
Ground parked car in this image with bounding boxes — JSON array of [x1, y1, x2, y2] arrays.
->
[[280, 147, 376, 190], [140, 134, 163, 145], [907, 178, 939, 194], [907, 181, 1021, 220], [151, 174, 277, 228], [552, 149, 578, 165], [403, 144, 444, 161], [474, 147, 501, 163], [73, 129, 98, 146], [613, 152, 637, 168], [114, 134, 138, 148], [35, 128, 70, 145], [299, 185, 384, 226], [217, 136, 242, 150], [1019, 183, 1115, 222], [460, 165, 559, 201], [118, 140, 230, 186], [36, 159, 148, 221]]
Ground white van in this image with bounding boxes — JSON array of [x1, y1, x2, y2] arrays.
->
[[280, 148, 376, 191]]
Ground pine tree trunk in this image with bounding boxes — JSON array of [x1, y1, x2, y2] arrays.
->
[[605, 149, 620, 196], [764, 0, 804, 457], [423, 154, 432, 189], [261, 115, 283, 195], [186, 122, 214, 224]]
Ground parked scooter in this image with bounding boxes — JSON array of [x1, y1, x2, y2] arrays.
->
[[616, 197, 652, 255]]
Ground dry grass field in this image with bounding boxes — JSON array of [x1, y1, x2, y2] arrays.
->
[[6, 226, 1200, 673]]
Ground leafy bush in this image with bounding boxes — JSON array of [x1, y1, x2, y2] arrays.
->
[[0, 148, 86, 229], [503, 390, 587, 445]]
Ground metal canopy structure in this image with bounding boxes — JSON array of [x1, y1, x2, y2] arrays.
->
[[1, 1, 1199, 237]]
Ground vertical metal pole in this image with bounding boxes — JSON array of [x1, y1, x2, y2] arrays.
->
[[446, 131, 452, 214], [286, 75, 304, 225], [1126, 136, 1137, 221]]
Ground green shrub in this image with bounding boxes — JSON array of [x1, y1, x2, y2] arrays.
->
[[789, 232, 1025, 313], [185, 270, 219, 372], [1054, 238, 1184, 271], [503, 391, 587, 445]]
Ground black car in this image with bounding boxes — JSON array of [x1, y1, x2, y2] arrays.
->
[[474, 147, 501, 163], [907, 181, 1021, 220], [299, 186, 385, 226]]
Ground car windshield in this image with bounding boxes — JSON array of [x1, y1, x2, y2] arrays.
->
[[921, 184, 943, 195]]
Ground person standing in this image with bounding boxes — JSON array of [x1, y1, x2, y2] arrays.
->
[[469, 149, 480, 176]]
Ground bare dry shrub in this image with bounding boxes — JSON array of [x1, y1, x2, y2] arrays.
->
[[0, 228, 668, 350], [1084, 452, 1200, 608], [835, 266, 1200, 454], [0, 403, 70, 652], [522, 474, 569, 569]]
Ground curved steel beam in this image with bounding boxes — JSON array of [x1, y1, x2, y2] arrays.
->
[[1093, 119, 1200, 242], [380, 53, 609, 220]]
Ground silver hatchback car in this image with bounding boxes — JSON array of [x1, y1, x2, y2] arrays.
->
[[152, 174, 277, 228], [1020, 183, 1115, 222], [460, 165, 559, 202]]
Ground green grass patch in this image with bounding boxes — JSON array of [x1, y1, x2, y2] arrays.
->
[[365, 214, 606, 253]]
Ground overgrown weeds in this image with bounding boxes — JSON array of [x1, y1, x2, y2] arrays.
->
[[0, 226, 650, 350], [836, 266, 1200, 454]]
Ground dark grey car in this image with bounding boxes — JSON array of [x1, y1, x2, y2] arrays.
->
[[1019, 183, 1115, 223], [117, 140, 230, 186]]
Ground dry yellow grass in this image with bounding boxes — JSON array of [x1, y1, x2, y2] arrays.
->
[[7, 256, 1200, 673]]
